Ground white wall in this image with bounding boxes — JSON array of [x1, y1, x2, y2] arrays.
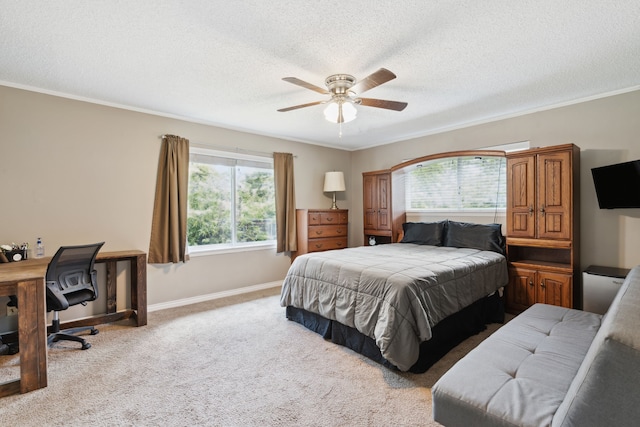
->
[[351, 89, 640, 270], [0, 86, 352, 318]]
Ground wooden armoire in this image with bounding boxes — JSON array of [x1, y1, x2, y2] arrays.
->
[[505, 143, 580, 313], [362, 169, 406, 246]]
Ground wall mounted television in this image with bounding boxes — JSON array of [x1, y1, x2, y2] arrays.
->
[[591, 159, 640, 209]]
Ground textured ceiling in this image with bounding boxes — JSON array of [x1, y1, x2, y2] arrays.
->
[[1, 1, 639, 150]]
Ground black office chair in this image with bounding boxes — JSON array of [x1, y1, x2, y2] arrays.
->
[[46, 242, 104, 350]]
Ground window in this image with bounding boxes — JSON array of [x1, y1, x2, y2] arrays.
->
[[187, 147, 276, 252], [406, 156, 506, 211]]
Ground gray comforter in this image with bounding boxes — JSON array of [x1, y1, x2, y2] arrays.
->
[[280, 243, 508, 371]]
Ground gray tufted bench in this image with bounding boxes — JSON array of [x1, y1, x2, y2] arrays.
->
[[432, 266, 640, 427]]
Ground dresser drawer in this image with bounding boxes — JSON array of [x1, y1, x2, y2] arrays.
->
[[308, 237, 347, 252], [308, 211, 348, 225], [308, 224, 347, 239]]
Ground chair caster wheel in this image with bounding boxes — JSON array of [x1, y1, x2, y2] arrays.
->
[[90, 329, 99, 335], [81, 342, 92, 350]]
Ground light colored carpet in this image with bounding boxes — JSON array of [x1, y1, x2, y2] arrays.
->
[[0, 287, 507, 426]]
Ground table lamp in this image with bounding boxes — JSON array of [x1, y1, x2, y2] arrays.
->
[[323, 171, 346, 209]]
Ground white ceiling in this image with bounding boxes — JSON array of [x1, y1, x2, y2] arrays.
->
[[1, 1, 639, 151]]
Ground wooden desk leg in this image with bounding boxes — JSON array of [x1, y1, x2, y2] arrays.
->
[[131, 254, 147, 327], [16, 278, 47, 393], [105, 260, 117, 314]]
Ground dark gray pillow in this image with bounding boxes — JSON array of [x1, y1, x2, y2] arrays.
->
[[400, 221, 446, 246], [443, 221, 505, 254]]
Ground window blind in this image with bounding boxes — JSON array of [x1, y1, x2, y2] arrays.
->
[[190, 153, 272, 170], [406, 156, 506, 210]]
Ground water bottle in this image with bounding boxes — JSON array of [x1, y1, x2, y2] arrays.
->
[[35, 237, 45, 258]]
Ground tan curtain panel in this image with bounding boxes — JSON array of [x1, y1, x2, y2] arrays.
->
[[149, 135, 190, 264], [273, 152, 297, 253]]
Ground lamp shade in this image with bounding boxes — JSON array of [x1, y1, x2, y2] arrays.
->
[[324, 171, 346, 192]]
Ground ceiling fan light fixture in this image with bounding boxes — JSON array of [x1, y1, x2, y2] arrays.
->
[[279, 68, 406, 129], [324, 100, 357, 123]]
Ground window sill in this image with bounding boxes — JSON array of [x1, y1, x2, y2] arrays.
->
[[188, 242, 277, 257]]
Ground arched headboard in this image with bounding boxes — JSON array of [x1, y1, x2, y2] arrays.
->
[[385, 150, 507, 242]]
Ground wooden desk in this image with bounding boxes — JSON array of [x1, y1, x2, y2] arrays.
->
[[0, 264, 47, 397], [62, 250, 147, 330], [0, 250, 147, 396]]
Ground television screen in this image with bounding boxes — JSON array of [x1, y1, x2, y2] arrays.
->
[[591, 160, 640, 209]]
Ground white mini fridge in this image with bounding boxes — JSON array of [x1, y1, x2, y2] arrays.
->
[[582, 265, 630, 314]]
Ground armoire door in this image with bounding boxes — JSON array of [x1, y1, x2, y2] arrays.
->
[[507, 156, 535, 238], [536, 151, 572, 240]]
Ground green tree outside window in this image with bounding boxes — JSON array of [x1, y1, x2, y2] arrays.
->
[[187, 154, 275, 248]]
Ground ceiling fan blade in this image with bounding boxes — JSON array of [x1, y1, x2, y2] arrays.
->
[[358, 97, 408, 111], [351, 68, 397, 94], [277, 100, 324, 112], [282, 77, 329, 94]]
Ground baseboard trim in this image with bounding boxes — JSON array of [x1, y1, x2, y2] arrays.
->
[[148, 280, 283, 313]]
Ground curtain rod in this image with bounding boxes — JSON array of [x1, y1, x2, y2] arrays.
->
[[159, 135, 296, 158]]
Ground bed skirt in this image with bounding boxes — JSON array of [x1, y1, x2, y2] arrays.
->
[[285, 292, 504, 373]]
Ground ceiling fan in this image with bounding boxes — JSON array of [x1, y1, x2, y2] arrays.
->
[[277, 68, 408, 124]]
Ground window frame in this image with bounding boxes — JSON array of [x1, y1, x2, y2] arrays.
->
[[187, 147, 276, 256]]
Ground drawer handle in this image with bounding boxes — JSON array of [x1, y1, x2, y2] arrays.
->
[[314, 230, 323, 235], [336, 229, 342, 234], [326, 217, 334, 222], [314, 243, 323, 249], [336, 242, 344, 247]]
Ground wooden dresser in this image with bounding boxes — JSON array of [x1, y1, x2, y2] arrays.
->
[[293, 209, 348, 260]]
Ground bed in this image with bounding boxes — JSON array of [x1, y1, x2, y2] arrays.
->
[[280, 220, 509, 372]]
